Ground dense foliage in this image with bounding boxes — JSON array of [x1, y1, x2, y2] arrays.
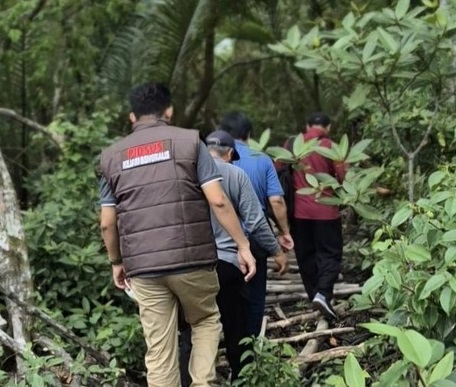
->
[[1, 0, 456, 385]]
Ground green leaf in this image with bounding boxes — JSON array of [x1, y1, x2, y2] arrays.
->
[[286, 25, 301, 49], [247, 138, 263, 151], [259, 129, 271, 150], [362, 37, 377, 63], [429, 339, 445, 365], [385, 267, 402, 290], [439, 287, 455, 315], [429, 171, 445, 188], [354, 204, 384, 221], [305, 173, 319, 188], [397, 330, 432, 368], [391, 206, 412, 228], [429, 352, 454, 384], [318, 197, 343, 206], [8, 29, 22, 43], [345, 85, 370, 112], [376, 360, 409, 387], [404, 244, 431, 262], [82, 297, 90, 314], [395, 0, 410, 19], [344, 353, 366, 387], [297, 187, 318, 195], [266, 146, 294, 162], [362, 274, 384, 295], [377, 28, 399, 52], [342, 12, 356, 30], [435, 9, 447, 27], [339, 135, 349, 159], [441, 230, 456, 243], [431, 380, 456, 387], [315, 146, 342, 161], [295, 58, 322, 70], [420, 274, 447, 300], [444, 247, 456, 265], [327, 375, 348, 387], [359, 322, 401, 337]]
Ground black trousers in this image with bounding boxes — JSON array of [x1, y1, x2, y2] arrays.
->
[[179, 260, 250, 386], [246, 238, 269, 336], [291, 218, 343, 301]]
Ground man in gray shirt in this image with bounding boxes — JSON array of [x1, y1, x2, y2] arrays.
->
[[180, 130, 287, 385]]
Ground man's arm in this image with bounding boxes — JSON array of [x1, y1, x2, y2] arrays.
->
[[100, 206, 121, 263], [202, 180, 256, 281], [196, 141, 256, 281], [236, 173, 288, 276], [98, 175, 126, 289], [236, 172, 281, 257]]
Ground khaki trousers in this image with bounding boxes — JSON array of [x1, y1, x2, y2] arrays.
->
[[130, 267, 221, 387]]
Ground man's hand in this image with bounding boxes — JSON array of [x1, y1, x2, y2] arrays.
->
[[278, 234, 294, 252], [237, 246, 256, 282], [112, 264, 127, 289], [273, 251, 288, 276]]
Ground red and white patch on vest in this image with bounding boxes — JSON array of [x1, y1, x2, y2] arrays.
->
[[122, 139, 172, 170]]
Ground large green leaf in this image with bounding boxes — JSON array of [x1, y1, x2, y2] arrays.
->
[[395, 0, 410, 19], [404, 244, 431, 262], [359, 322, 401, 337], [397, 330, 432, 368], [429, 352, 454, 384], [419, 273, 447, 300], [375, 360, 409, 387], [391, 206, 413, 228], [441, 230, 456, 243], [344, 353, 366, 387]]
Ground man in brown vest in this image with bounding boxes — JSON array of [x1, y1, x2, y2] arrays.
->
[[98, 82, 256, 387]]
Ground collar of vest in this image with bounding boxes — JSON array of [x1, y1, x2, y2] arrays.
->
[[132, 118, 169, 132]]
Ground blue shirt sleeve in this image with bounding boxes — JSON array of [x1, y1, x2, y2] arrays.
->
[[265, 157, 284, 197], [99, 176, 117, 206]]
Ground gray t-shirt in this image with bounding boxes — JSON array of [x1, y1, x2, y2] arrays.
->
[[99, 140, 222, 206], [211, 158, 281, 269]]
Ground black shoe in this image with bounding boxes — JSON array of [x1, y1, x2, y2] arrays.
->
[[312, 292, 338, 320]]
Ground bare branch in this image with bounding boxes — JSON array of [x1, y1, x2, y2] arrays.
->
[[0, 284, 110, 367], [27, 0, 48, 22], [0, 108, 63, 147], [271, 327, 355, 344], [411, 102, 440, 157]]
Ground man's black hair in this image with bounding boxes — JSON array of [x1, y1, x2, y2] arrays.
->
[[219, 111, 253, 140], [307, 112, 331, 128], [129, 82, 171, 119]]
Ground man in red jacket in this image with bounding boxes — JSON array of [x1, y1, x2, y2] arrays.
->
[[291, 112, 346, 320]]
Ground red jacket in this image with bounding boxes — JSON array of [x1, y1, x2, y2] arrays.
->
[[290, 128, 346, 220]]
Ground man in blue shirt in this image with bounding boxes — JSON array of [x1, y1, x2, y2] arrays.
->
[[220, 112, 294, 336]]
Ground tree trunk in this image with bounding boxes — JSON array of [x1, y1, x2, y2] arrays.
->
[[0, 148, 33, 377]]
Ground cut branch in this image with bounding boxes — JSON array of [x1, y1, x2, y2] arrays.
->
[[267, 303, 348, 330], [296, 343, 364, 364], [0, 108, 63, 146], [271, 327, 355, 344]]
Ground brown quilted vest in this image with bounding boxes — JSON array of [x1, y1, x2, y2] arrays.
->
[[100, 119, 217, 277]]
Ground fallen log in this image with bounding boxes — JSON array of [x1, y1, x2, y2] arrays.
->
[[300, 319, 328, 357], [273, 304, 288, 321], [271, 327, 355, 344], [267, 303, 348, 330], [266, 283, 360, 294], [296, 343, 364, 364], [265, 287, 360, 304]]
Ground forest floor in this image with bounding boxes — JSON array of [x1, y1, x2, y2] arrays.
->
[[216, 223, 375, 385]]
